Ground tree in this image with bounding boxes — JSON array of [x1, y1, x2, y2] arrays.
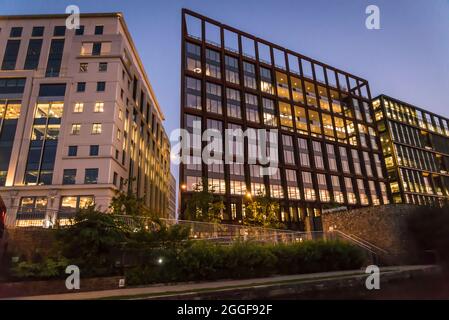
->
[[184, 177, 224, 223], [244, 191, 281, 228], [109, 179, 153, 218]]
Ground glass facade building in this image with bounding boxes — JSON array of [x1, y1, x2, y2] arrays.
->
[[179, 9, 390, 231], [373, 95, 449, 206]]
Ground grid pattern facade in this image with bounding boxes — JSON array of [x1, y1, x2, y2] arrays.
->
[[373, 95, 449, 206], [180, 9, 390, 230]]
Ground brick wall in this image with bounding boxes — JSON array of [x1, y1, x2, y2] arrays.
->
[[322, 204, 422, 264]]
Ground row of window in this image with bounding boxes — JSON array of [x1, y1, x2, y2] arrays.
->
[[184, 174, 389, 206], [72, 101, 105, 113], [186, 43, 372, 117], [70, 123, 102, 135], [183, 21, 370, 99], [63, 168, 99, 185], [375, 98, 449, 138], [76, 81, 106, 92], [2, 24, 104, 38], [79, 62, 108, 73], [184, 114, 384, 177]]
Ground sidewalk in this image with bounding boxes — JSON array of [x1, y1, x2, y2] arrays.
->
[[7, 265, 437, 300]]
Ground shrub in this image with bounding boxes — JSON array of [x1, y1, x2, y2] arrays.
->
[[125, 240, 365, 286]]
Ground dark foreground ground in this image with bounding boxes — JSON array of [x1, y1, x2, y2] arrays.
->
[[272, 274, 449, 300]]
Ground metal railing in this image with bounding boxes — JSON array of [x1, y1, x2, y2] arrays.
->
[[3, 207, 387, 262]]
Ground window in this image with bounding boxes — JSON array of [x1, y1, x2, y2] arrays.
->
[[185, 76, 201, 110], [68, 146, 78, 156], [205, 49, 221, 78], [99, 62, 107, 72], [113, 172, 118, 186], [225, 55, 239, 84], [75, 25, 84, 36], [76, 82, 86, 92], [94, 25, 104, 35], [24, 39, 43, 70], [71, 124, 81, 135], [313, 141, 324, 169], [243, 61, 257, 89], [351, 149, 362, 175], [327, 144, 338, 171], [282, 135, 295, 165], [260, 67, 274, 94], [295, 106, 308, 134], [1, 40, 20, 70], [96, 82, 106, 92], [73, 102, 83, 113], [317, 174, 330, 202], [46, 39, 64, 77], [79, 63, 88, 72], [245, 93, 259, 123], [226, 88, 241, 119], [331, 176, 344, 203], [206, 82, 222, 114], [345, 177, 357, 204], [84, 168, 99, 184], [302, 171, 316, 201], [276, 71, 290, 99], [53, 26, 66, 36], [10, 27, 23, 37], [279, 102, 293, 131], [309, 110, 322, 137], [263, 98, 277, 127], [298, 138, 310, 167], [63, 169, 76, 185], [24, 101, 63, 185], [185, 42, 201, 73], [91, 123, 102, 134], [339, 147, 350, 173], [94, 102, 104, 112], [357, 179, 369, 205], [89, 145, 99, 156]]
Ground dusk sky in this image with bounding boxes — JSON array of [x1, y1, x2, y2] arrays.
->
[[2, 0, 449, 179]]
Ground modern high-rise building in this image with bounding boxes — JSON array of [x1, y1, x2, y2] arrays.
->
[[179, 9, 390, 231], [373, 94, 449, 206], [0, 13, 172, 227]]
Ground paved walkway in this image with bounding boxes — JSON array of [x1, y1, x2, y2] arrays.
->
[[8, 265, 436, 300]]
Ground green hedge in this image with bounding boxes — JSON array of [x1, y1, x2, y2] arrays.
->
[[125, 240, 366, 286]]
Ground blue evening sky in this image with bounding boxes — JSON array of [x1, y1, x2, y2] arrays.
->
[[2, 0, 449, 180]]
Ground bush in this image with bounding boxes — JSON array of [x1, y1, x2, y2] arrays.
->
[[125, 240, 365, 286]]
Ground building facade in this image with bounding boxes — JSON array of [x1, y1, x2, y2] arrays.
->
[[168, 173, 177, 220], [373, 95, 449, 206], [179, 9, 390, 231], [0, 13, 171, 227]]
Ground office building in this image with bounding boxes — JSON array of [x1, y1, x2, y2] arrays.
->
[[0, 13, 171, 226], [179, 9, 390, 230], [373, 94, 449, 206]]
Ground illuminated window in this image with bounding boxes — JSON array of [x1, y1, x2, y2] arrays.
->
[[317, 174, 330, 202], [322, 114, 335, 140], [73, 102, 83, 113], [94, 102, 104, 113], [318, 85, 330, 112], [262, 98, 277, 127], [276, 71, 290, 99], [260, 67, 274, 94], [205, 49, 221, 78], [308, 110, 322, 137], [279, 102, 293, 131], [331, 176, 344, 203], [71, 123, 81, 135], [304, 81, 317, 107], [294, 106, 308, 134], [345, 177, 357, 204], [91, 123, 102, 134], [186, 42, 202, 73], [291, 77, 304, 104]]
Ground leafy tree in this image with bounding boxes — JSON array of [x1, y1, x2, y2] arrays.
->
[[109, 179, 153, 218], [55, 206, 130, 276], [244, 191, 281, 228], [184, 177, 224, 223]]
